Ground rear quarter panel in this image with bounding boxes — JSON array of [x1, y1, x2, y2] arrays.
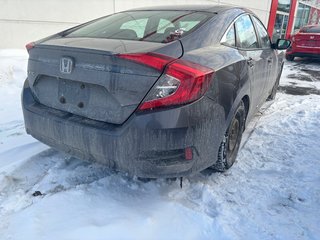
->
[[181, 45, 249, 131], [180, 9, 251, 131]]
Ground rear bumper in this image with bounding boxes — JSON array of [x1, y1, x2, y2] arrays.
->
[[22, 80, 225, 178], [286, 46, 320, 58]]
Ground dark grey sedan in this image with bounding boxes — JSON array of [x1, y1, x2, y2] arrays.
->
[[22, 5, 290, 178]]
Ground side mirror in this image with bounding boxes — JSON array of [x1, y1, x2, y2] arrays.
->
[[272, 39, 291, 50]]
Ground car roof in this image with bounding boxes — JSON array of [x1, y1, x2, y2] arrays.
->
[[125, 4, 247, 14]]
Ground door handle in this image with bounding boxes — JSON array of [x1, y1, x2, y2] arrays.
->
[[247, 57, 255, 68]]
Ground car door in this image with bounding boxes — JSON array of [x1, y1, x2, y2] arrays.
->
[[251, 15, 278, 97], [234, 14, 266, 110]]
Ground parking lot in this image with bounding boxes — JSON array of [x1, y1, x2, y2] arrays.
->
[[0, 50, 319, 240]]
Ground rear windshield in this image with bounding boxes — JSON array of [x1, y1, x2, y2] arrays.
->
[[64, 11, 211, 43], [300, 26, 320, 33]]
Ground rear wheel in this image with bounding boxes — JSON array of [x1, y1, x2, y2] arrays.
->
[[285, 54, 295, 61], [211, 101, 246, 172]]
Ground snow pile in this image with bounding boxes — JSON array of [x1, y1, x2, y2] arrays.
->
[[0, 49, 47, 173], [0, 51, 319, 240]]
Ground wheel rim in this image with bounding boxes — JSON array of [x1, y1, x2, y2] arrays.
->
[[213, 102, 245, 171], [228, 118, 239, 153]]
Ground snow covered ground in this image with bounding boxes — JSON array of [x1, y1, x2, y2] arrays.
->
[[0, 50, 319, 240]]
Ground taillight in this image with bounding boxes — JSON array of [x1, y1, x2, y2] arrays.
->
[[118, 52, 214, 111], [25, 42, 35, 52], [118, 53, 174, 71], [140, 59, 214, 110]]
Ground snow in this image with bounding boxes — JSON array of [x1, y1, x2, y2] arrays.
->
[[0, 50, 319, 240]]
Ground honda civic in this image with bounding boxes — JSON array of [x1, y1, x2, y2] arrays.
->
[[22, 5, 290, 177]]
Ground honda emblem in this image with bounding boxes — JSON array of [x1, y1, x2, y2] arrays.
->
[[60, 57, 73, 74]]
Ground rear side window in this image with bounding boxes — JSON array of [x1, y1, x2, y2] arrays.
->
[[65, 11, 211, 43], [251, 16, 271, 49], [221, 24, 236, 47], [235, 15, 259, 49], [300, 26, 320, 33]]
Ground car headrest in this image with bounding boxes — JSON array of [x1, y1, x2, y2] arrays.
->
[[163, 27, 176, 38], [113, 29, 138, 40]]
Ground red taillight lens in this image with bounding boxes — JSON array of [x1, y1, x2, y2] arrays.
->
[[25, 42, 35, 52], [118, 52, 214, 111], [140, 58, 214, 111], [185, 147, 193, 160], [118, 53, 174, 71]]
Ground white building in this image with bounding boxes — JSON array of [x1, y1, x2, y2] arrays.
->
[[0, 0, 273, 48], [1, 0, 319, 48]]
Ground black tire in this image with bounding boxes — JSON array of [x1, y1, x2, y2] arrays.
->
[[211, 101, 246, 172], [285, 54, 295, 61]]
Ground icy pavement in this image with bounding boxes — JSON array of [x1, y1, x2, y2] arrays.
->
[[0, 50, 319, 240], [279, 58, 320, 95]]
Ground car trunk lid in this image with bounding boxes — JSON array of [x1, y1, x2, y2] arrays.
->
[[27, 37, 182, 124], [294, 33, 320, 47]]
